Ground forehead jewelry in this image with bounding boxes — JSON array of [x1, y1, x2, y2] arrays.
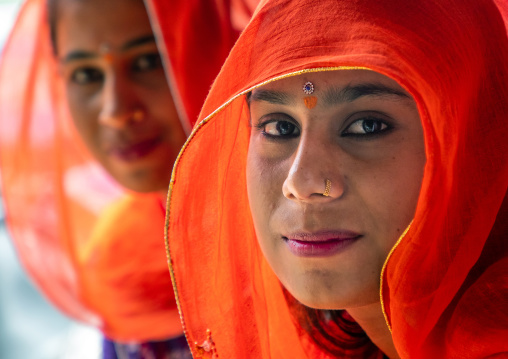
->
[[323, 179, 332, 197], [302, 81, 317, 109], [99, 43, 112, 53], [302, 81, 314, 95], [99, 43, 114, 63]]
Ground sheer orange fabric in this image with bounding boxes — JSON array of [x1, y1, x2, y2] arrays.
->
[[166, 0, 508, 357], [81, 193, 183, 340], [0, 0, 248, 341], [495, 0, 508, 32], [143, 0, 249, 134]]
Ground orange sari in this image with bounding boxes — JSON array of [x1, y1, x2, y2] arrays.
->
[[165, 0, 508, 357], [0, 0, 251, 341]]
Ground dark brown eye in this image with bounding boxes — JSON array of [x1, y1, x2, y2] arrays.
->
[[277, 121, 296, 135], [263, 120, 299, 137], [132, 53, 161, 72], [343, 117, 389, 136], [362, 119, 384, 133], [71, 67, 103, 84]]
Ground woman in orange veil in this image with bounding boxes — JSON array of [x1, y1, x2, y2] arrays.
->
[[165, 0, 508, 358], [0, 0, 255, 357]]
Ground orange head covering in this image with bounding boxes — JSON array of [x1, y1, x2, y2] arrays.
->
[[165, 0, 508, 357], [0, 0, 251, 341], [495, 0, 508, 31]]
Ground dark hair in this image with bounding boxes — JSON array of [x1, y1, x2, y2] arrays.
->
[[282, 288, 382, 357]]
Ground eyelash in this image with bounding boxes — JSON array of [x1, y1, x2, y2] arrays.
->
[[341, 115, 393, 138], [70, 67, 103, 85], [131, 53, 162, 72], [254, 113, 392, 140], [255, 114, 300, 140], [69, 52, 162, 85]]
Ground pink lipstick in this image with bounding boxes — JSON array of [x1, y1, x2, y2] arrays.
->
[[109, 137, 161, 161], [284, 231, 361, 257]]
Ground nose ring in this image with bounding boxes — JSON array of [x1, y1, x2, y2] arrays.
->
[[323, 179, 331, 197], [132, 109, 145, 122]]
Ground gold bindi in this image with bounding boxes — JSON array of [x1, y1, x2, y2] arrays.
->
[[323, 179, 332, 197]]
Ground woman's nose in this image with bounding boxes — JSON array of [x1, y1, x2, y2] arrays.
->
[[98, 74, 137, 128], [282, 136, 345, 202]]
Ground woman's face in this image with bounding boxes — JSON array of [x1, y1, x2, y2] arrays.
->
[[247, 70, 426, 309], [56, 0, 186, 192]]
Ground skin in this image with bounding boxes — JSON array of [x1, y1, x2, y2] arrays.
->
[[246, 70, 426, 358], [55, 0, 186, 193]]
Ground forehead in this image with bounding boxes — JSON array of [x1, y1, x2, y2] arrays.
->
[[250, 70, 415, 111], [55, 0, 152, 56], [254, 70, 407, 94]]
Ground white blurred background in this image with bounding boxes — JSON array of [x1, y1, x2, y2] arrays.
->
[[0, 1, 102, 357]]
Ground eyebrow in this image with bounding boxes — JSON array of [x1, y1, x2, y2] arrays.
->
[[249, 89, 295, 105], [61, 34, 156, 63], [120, 35, 156, 51], [248, 82, 411, 108], [323, 83, 411, 106], [61, 51, 96, 63]]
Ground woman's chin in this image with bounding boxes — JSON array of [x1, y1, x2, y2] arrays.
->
[[111, 168, 169, 193], [285, 281, 379, 311]]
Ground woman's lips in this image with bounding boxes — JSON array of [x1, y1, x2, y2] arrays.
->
[[283, 231, 362, 257], [108, 137, 162, 162]]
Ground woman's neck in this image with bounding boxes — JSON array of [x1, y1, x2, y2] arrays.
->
[[347, 302, 400, 359]]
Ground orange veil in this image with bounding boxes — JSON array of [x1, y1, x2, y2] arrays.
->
[[495, 0, 508, 31], [0, 0, 249, 341], [165, 0, 508, 357]]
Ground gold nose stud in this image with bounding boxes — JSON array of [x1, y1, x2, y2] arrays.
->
[[323, 179, 331, 197]]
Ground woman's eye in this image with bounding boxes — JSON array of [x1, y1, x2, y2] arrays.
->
[[261, 120, 300, 138], [71, 67, 103, 85], [343, 117, 390, 136], [132, 53, 162, 72]]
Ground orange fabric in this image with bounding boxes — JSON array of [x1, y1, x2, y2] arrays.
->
[[166, 0, 508, 358], [143, 0, 245, 133], [495, 0, 508, 32], [0, 0, 251, 341], [81, 193, 182, 341]]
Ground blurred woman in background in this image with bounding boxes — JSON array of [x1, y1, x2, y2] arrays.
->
[[0, 0, 256, 357]]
